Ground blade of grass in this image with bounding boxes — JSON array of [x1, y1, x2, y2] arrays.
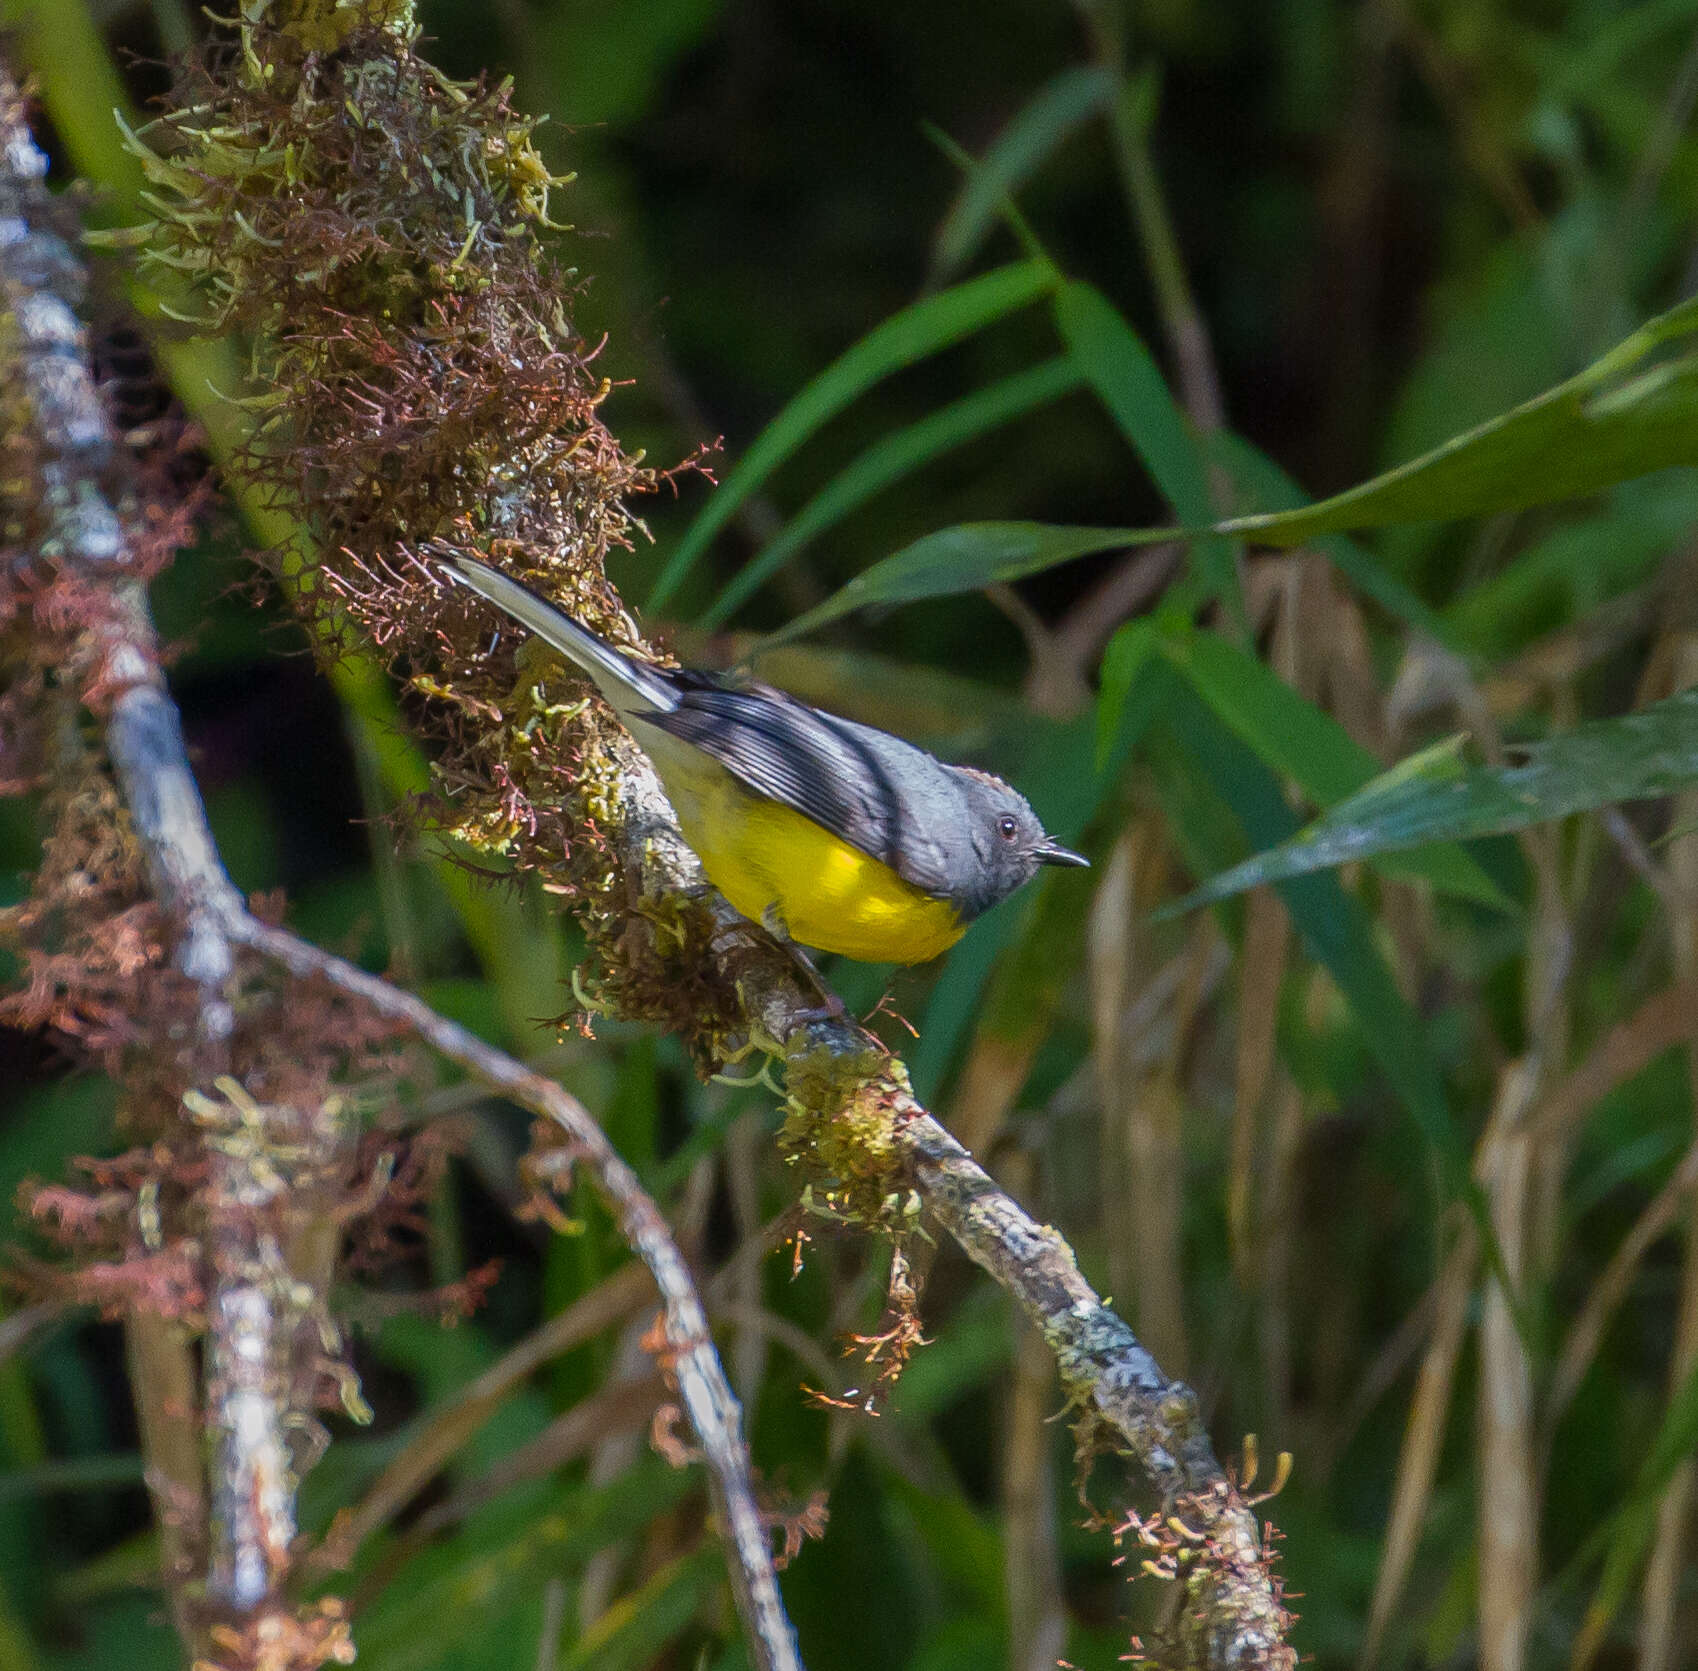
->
[[1165, 627, 1512, 908], [1052, 279, 1239, 617], [1571, 1354, 1698, 1669], [760, 521, 1161, 649], [1213, 294, 1698, 547], [1155, 679, 1465, 1197], [931, 66, 1116, 281], [702, 356, 1082, 628], [559, 1547, 726, 1671], [648, 260, 1058, 612]]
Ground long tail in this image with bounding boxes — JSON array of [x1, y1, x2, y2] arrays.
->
[[444, 556, 677, 715]]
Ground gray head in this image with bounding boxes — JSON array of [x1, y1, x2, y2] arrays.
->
[[948, 767, 1089, 920]]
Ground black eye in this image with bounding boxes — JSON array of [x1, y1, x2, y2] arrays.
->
[[997, 815, 1019, 841]]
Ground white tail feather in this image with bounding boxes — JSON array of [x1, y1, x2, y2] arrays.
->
[[445, 556, 676, 715]]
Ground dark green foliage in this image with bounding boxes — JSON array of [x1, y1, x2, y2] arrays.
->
[[10, 2, 1698, 1670]]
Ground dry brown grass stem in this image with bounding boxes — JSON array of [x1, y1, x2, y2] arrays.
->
[[1475, 827, 1571, 1671], [1359, 1218, 1478, 1670]]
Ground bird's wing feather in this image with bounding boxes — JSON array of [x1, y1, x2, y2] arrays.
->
[[634, 686, 960, 897]]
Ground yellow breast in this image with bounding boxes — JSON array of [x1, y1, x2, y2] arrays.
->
[[668, 766, 966, 965]]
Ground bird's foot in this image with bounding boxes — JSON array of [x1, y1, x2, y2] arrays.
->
[[775, 938, 848, 1024]]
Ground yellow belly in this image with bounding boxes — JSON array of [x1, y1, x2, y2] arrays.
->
[[667, 764, 966, 965]]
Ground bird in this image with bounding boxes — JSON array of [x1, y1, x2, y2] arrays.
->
[[444, 555, 1088, 965]]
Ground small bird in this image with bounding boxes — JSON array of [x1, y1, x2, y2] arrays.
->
[[445, 556, 1088, 965]]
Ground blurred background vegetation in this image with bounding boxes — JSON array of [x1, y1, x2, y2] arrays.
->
[[8, 1, 1698, 1669]]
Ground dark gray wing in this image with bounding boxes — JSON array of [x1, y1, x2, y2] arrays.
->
[[633, 682, 964, 898]]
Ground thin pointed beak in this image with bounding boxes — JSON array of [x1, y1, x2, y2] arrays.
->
[[1034, 839, 1090, 869]]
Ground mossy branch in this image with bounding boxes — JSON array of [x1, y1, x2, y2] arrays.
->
[[0, 51, 797, 1671], [5, 0, 1297, 1661]]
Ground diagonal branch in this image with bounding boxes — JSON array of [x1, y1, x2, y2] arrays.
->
[[229, 913, 799, 1670]]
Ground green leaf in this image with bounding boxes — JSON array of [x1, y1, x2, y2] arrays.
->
[[1053, 280, 1212, 522], [1170, 687, 1698, 910], [701, 355, 1082, 627], [1213, 294, 1698, 546], [758, 521, 1156, 649], [1095, 617, 1161, 767], [1165, 630, 1512, 909], [1206, 429, 1460, 647], [354, 1459, 694, 1671], [931, 67, 1116, 280], [1053, 280, 1239, 616], [743, 292, 1698, 648], [646, 260, 1057, 611]]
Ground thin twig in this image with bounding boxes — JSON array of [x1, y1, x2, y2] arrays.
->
[[228, 914, 800, 1671]]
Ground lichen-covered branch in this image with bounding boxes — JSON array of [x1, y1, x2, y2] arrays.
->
[[1, 53, 799, 1671], [3, 53, 323, 1652], [31, 2, 1295, 1662], [228, 916, 799, 1671]]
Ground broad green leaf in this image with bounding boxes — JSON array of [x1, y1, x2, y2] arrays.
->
[[1053, 279, 1239, 614], [1166, 629, 1511, 909], [931, 67, 1116, 280], [702, 355, 1081, 627], [1170, 630, 1383, 801], [1170, 687, 1698, 910], [759, 521, 1153, 649], [647, 261, 1057, 610], [1212, 294, 1698, 546]]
